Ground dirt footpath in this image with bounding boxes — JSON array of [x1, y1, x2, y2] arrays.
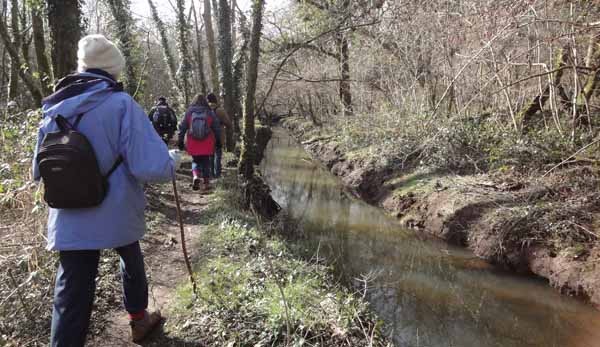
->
[[87, 167, 207, 347]]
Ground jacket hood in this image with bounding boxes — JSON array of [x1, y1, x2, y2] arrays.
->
[[187, 105, 210, 114], [42, 72, 121, 121]]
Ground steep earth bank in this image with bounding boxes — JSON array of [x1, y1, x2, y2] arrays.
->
[[282, 117, 600, 308]]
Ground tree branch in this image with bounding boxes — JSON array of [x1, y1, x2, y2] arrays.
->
[[0, 16, 42, 105]]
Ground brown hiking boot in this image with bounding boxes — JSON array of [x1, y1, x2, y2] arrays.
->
[[130, 310, 163, 343]]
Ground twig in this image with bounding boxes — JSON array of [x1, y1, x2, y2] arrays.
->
[[0, 272, 32, 306], [542, 137, 600, 177], [7, 269, 35, 321], [571, 222, 600, 239], [430, 21, 513, 119]]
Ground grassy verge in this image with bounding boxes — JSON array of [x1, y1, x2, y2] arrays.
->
[[155, 167, 392, 346]]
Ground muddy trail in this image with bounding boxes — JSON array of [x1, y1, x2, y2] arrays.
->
[[86, 161, 207, 347]]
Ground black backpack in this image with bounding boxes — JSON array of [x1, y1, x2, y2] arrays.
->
[[36, 114, 123, 209], [152, 106, 171, 131]]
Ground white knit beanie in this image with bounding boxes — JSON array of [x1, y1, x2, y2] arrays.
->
[[77, 34, 126, 78]]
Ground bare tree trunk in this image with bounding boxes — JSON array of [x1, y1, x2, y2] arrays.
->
[[203, 0, 219, 94], [230, 0, 236, 48], [19, 0, 30, 64], [107, 0, 139, 95], [295, 93, 306, 118], [1, 46, 6, 89], [232, 12, 248, 136], [175, 0, 192, 106], [307, 91, 321, 126], [211, 0, 219, 29], [577, 35, 600, 109], [148, 0, 180, 103], [47, 0, 82, 79], [446, 47, 458, 115], [31, 4, 52, 96], [337, 32, 353, 116], [191, 0, 207, 94], [218, 0, 235, 151], [8, 0, 19, 100], [238, 0, 264, 179]]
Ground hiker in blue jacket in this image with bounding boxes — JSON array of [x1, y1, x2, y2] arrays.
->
[[32, 34, 181, 346]]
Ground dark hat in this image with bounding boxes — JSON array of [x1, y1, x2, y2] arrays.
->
[[207, 93, 218, 104]]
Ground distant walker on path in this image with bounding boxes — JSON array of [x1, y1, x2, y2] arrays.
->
[[207, 92, 233, 178], [178, 94, 221, 193], [148, 96, 178, 144]]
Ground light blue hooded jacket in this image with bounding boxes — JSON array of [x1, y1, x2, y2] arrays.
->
[[32, 72, 174, 251]]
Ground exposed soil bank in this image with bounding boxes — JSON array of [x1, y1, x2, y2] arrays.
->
[[282, 117, 600, 308]]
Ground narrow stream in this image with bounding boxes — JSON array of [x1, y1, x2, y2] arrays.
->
[[260, 129, 600, 347]]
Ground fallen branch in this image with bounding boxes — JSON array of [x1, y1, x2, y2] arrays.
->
[[542, 138, 600, 177]]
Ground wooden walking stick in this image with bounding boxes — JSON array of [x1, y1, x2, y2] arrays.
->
[[172, 176, 198, 296]]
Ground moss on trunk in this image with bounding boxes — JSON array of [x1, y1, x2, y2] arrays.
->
[[517, 48, 567, 132]]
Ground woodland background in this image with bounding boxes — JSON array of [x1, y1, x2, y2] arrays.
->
[[1, 0, 600, 345]]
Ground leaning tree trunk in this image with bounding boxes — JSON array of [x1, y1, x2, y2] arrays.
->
[[238, 0, 264, 179], [107, 0, 139, 95], [237, 0, 278, 220], [203, 0, 220, 94], [148, 0, 180, 104], [47, 0, 82, 79], [191, 0, 207, 94], [218, 0, 235, 151], [0, 16, 42, 105], [175, 0, 192, 106], [31, 4, 52, 95], [8, 0, 19, 100], [518, 48, 567, 132], [577, 35, 600, 110]]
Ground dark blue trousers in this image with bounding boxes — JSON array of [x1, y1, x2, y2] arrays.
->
[[213, 146, 223, 178], [192, 155, 211, 179], [50, 241, 148, 347]]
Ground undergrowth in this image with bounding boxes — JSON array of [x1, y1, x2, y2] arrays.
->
[[0, 110, 52, 347], [289, 109, 599, 175]]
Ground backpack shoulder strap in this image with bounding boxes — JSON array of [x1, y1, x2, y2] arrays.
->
[[105, 155, 124, 179], [72, 114, 84, 129], [54, 115, 73, 132]]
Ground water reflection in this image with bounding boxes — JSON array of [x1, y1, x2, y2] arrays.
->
[[261, 129, 600, 347]]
